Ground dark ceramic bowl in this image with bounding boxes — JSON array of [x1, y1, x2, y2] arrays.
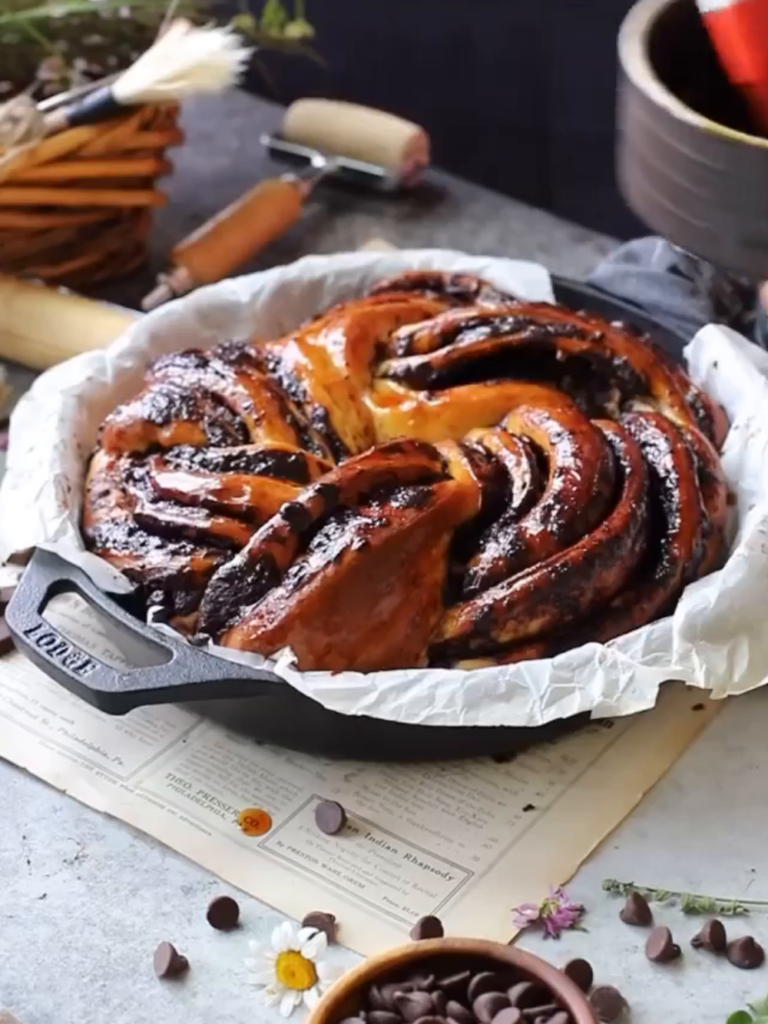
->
[[306, 938, 598, 1024], [618, 0, 768, 279]]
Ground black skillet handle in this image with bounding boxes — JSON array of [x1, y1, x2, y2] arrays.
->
[[6, 548, 285, 715]]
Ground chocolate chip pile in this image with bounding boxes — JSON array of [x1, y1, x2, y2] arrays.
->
[[619, 890, 765, 970], [339, 957, 577, 1024]]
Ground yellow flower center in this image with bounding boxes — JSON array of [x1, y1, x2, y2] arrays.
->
[[275, 950, 318, 991]]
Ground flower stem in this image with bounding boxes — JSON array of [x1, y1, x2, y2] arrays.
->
[[602, 878, 760, 916], [17, 16, 57, 55]]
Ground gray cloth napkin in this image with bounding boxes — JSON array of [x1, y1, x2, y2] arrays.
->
[[588, 236, 759, 344]]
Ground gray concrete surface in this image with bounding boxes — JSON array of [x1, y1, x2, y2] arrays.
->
[[3, 91, 760, 1024]]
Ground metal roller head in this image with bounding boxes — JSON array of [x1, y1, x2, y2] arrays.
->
[[261, 134, 402, 191], [264, 97, 431, 191]]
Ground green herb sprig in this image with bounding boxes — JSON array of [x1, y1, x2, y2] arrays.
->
[[727, 992, 768, 1024], [603, 878, 753, 917], [0, 0, 315, 44], [0, 0, 318, 98]]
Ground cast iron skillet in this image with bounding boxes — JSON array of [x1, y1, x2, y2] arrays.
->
[[5, 278, 691, 760]]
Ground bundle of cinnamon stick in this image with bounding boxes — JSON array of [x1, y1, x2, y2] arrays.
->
[[0, 102, 182, 287]]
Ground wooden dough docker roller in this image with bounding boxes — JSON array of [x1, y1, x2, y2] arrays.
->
[[141, 98, 431, 310]]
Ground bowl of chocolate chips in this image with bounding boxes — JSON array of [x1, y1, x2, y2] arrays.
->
[[306, 937, 597, 1024]]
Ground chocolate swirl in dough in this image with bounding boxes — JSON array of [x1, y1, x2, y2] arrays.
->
[[83, 271, 730, 671]]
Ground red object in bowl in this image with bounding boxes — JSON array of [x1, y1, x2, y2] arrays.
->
[[698, 0, 768, 131]]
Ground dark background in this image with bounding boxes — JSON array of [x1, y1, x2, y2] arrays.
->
[[247, 0, 643, 239]]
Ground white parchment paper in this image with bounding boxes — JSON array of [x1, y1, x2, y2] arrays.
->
[[2, 249, 767, 728]]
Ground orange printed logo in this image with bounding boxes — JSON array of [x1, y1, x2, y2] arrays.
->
[[237, 807, 272, 836]]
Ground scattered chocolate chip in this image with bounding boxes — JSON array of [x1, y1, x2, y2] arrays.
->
[[438, 971, 471, 995], [507, 982, 548, 1009], [562, 958, 593, 993], [645, 925, 681, 963], [727, 935, 765, 969], [315, 799, 347, 835], [619, 890, 652, 926], [589, 985, 628, 1022], [491, 1010, 523, 1024], [395, 991, 435, 1022], [410, 915, 444, 940], [302, 910, 338, 943], [473, 991, 511, 1024], [691, 703, 705, 711], [691, 918, 726, 953], [446, 1001, 475, 1024], [469, 972, 505, 1002], [368, 1013, 401, 1024], [206, 894, 239, 930], [153, 941, 189, 979], [522, 804, 537, 812]]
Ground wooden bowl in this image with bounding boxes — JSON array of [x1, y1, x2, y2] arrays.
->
[[306, 937, 598, 1024], [617, 0, 768, 279]]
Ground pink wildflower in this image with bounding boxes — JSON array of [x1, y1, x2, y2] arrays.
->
[[513, 887, 585, 939]]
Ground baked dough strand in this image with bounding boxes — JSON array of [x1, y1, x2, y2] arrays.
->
[[83, 270, 730, 670]]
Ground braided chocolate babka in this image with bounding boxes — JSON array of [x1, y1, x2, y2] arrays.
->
[[83, 270, 730, 672]]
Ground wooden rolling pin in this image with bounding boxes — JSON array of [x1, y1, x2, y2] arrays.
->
[[142, 172, 318, 311], [0, 240, 397, 372], [142, 98, 430, 309], [0, 275, 135, 371], [280, 98, 430, 184]]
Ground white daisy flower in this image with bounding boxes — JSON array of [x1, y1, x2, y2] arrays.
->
[[246, 921, 343, 1018]]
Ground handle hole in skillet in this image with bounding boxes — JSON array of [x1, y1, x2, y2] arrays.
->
[[43, 590, 171, 672]]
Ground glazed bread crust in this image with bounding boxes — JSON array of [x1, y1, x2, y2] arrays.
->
[[83, 271, 729, 670]]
